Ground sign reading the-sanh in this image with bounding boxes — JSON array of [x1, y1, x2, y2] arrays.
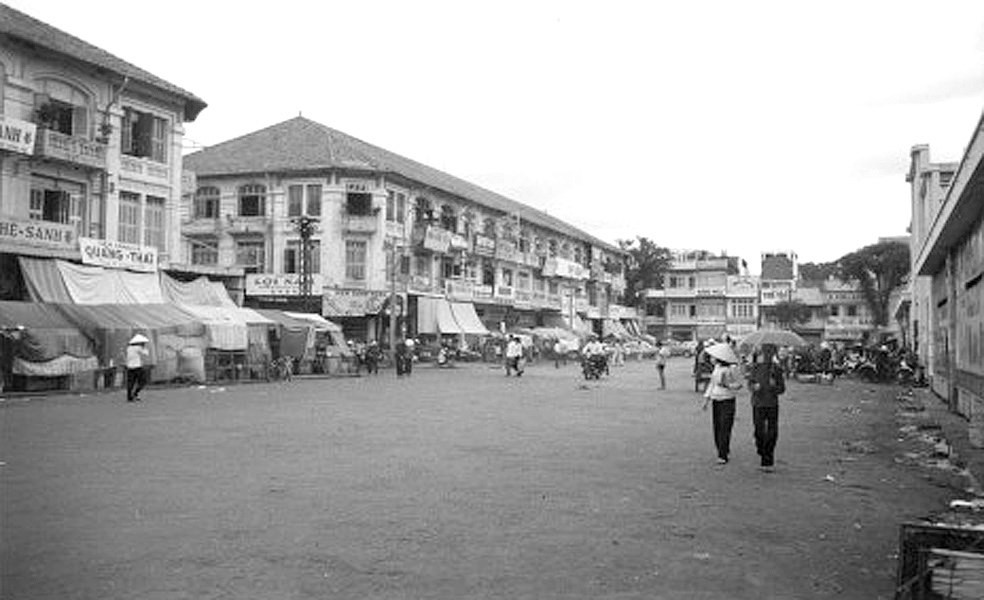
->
[[79, 237, 158, 272], [0, 216, 76, 250], [0, 116, 37, 155]]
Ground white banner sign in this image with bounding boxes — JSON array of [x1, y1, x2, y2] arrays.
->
[[79, 237, 157, 272], [0, 116, 37, 155], [246, 273, 324, 296], [0, 216, 76, 250]]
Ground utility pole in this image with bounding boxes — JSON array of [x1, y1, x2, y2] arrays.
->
[[387, 239, 405, 363]]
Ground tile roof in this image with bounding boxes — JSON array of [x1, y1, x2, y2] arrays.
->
[[183, 117, 623, 254], [0, 3, 206, 121]]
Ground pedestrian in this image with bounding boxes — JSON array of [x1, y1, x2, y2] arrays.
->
[[404, 338, 416, 376], [654, 340, 671, 389], [505, 335, 524, 377], [747, 343, 786, 472], [553, 339, 566, 368], [702, 343, 743, 464], [395, 338, 408, 377], [125, 333, 151, 402], [364, 340, 380, 375]]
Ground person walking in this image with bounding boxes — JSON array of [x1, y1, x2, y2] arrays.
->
[[655, 341, 671, 389], [747, 343, 786, 471], [505, 336, 524, 377], [702, 343, 743, 464], [553, 339, 567, 368], [125, 333, 151, 402]]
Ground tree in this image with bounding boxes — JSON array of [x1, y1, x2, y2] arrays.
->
[[835, 241, 910, 327], [767, 299, 813, 329], [799, 261, 837, 283], [617, 237, 672, 305]]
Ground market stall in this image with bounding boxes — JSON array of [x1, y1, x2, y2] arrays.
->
[[0, 301, 97, 392]]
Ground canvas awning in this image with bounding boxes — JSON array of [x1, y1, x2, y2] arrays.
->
[[283, 312, 342, 333], [160, 272, 236, 307], [254, 309, 315, 359], [19, 257, 165, 304], [449, 302, 490, 335], [0, 301, 94, 365], [435, 299, 465, 334], [179, 305, 248, 350]]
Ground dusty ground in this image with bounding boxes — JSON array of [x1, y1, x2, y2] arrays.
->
[[0, 358, 970, 599]]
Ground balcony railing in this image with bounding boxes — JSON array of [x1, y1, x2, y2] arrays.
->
[[34, 128, 107, 170], [120, 154, 170, 182]]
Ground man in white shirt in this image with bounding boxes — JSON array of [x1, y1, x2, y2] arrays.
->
[[126, 334, 151, 402], [505, 336, 524, 377]]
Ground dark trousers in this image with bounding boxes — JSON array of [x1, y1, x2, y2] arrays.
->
[[656, 365, 666, 389], [753, 406, 779, 466], [126, 367, 146, 401], [712, 398, 736, 460]]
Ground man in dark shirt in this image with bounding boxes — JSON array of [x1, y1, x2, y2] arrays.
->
[[747, 343, 786, 471]]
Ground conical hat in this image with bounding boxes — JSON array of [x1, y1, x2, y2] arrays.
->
[[705, 342, 739, 364], [129, 333, 150, 345]]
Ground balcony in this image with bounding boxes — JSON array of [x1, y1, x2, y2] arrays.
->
[[343, 213, 379, 233], [182, 217, 222, 236], [120, 154, 171, 183], [34, 128, 107, 170]]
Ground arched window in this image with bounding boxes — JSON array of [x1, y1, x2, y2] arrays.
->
[[238, 184, 266, 217], [194, 186, 220, 219]]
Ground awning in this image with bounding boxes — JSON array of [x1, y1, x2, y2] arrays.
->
[[283, 312, 342, 333], [0, 301, 94, 363], [19, 257, 164, 304], [449, 302, 490, 335], [254, 309, 315, 359], [435, 299, 465, 334], [178, 305, 248, 350], [161, 272, 236, 307]]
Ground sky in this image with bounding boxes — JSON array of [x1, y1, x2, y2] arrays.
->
[[9, 0, 984, 272]]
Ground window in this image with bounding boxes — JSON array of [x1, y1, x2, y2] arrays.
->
[[671, 303, 688, 317], [441, 256, 456, 279], [483, 217, 497, 238], [847, 305, 857, 317], [501, 268, 513, 287], [688, 276, 696, 289], [385, 190, 407, 224], [284, 240, 321, 274], [688, 305, 697, 317], [439, 205, 457, 232], [287, 185, 303, 217], [517, 271, 531, 290], [306, 185, 322, 216], [346, 192, 373, 216], [194, 187, 219, 219], [415, 197, 434, 224], [37, 99, 87, 136], [144, 195, 165, 250], [29, 188, 70, 224], [548, 239, 558, 257], [939, 171, 954, 190], [238, 184, 266, 217], [121, 107, 168, 162], [482, 261, 495, 286], [414, 255, 430, 277], [829, 305, 840, 317], [236, 240, 266, 273], [345, 240, 368, 280], [668, 276, 679, 288], [519, 236, 530, 254], [191, 238, 218, 265], [731, 299, 755, 319], [548, 280, 559, 295], [118, 191, 141, 244]]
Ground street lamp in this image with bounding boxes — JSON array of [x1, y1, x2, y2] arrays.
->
[[291, 215, 319, 314]]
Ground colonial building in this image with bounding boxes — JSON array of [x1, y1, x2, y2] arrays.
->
[[759, 250, 798, 308], [0, 4, 218, 295], [910, 117, 984, 438], [182, 117, 626, 342], [906, 146, 958, 385], [641, 250, 742, 342]]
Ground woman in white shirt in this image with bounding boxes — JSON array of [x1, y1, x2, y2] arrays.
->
[[702, 343, 743, 464]]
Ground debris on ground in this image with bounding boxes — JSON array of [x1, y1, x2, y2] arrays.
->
[[843, 440, 877, 454]]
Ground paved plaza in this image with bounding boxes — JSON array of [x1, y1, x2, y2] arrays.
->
[[0, 358, 963, 599]]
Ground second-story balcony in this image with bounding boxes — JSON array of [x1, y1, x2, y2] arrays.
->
[[34, 128, 107, 170], [182, 217, 222, 236], [120, 154, 171, 183]]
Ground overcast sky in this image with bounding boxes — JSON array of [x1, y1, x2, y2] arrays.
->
[[10, 0, 984, 271]]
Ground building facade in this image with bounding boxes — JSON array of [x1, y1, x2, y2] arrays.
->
[[906, 145, 958, 383], [0, 5, 219, 298], [759, 250, 798, 308], [182, 117, 627, 343], [911, 118, 984, 438]]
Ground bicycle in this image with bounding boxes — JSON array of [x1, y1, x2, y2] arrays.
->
[[268, 357, 293, 382]]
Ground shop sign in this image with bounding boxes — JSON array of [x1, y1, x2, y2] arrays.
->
[[474, 284, 493, 299], [246, 273, 325, 296], [79, 236, 157, 272], [422, 226, 451, 253], [542, 257, 589, 280], [0, 116, 37, 155], [696, 288, 725, 297], [445, 278, 474, 300], [322, 288, 388, 317], [495, 239, 519, 263], [474, 235, 495, 257], [449, 233, 470, 251], [494, 284, 514, 302], [0, 216, 75, 250]]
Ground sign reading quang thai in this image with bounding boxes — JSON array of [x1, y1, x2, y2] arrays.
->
[[79, 237, 158, 272]]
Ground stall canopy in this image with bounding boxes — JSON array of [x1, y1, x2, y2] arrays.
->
[[178, 304, 248, 350], [255, 309, 316, 359], [449, 302, 490, 335], [160, 272, 236, 307], [19, 257, 165, 304], [284, 312, 348, 351], [55, 303, 207, 381], [0, 301, 97, 375]]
